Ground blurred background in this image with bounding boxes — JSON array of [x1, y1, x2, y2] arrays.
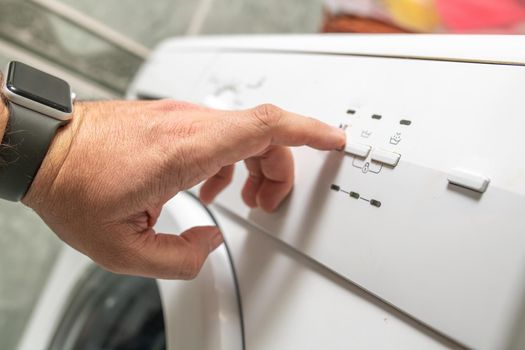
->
[[1, 0, 524, 348]]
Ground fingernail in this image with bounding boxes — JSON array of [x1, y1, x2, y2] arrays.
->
[[330, 127, 346, 151], [332, 127, 346, 139], [209, 229, 224, 252]]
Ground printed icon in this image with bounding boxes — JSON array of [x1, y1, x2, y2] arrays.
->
[[330, 184, 340, 192], [370, 199, 382, 208], [328, 183, 383, 209], [245, 77, 266, 89], [352, 157, 382, 174], [390, 132, 402, 145], [361, 130, 372, 138]]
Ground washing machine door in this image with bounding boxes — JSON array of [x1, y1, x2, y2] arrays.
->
[[47, 192, 243, 350], [155, 192, 244, 350]]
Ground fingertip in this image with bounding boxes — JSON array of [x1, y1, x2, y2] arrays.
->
[[260, 201, 279, 213], [243, 198, 258, 209], [241, 179, 260, 209], [199, 165, 235, 205], [198, 188, 213, 205], [209, 230, 224, 252], [181, 225, 222, 253], [242, 189, 258, 208], [199, 181, 221, 205], [256, 191, 280, 213], [331, 126, 347, 149], [199, 225, 220, 231], [255, 179, 292, 213], [332, 127, 346, 143]]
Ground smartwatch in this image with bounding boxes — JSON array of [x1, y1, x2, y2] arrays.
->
[[0, 61, 74, 202]]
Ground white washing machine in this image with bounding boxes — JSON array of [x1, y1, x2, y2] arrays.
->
[[18, 35, 525, 350]]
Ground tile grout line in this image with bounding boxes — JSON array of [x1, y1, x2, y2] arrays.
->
[[27, 0, 150, 59], [186, 0, 215, 36]]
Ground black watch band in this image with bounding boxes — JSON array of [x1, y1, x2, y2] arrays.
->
[[0, 102, 65, 202]]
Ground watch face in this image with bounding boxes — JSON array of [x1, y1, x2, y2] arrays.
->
[[6, 61, 72, 113]]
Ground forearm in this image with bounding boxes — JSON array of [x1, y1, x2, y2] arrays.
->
[[0, 72, 8, 141]]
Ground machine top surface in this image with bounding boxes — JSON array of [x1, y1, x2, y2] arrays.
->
[[154, 34, 525, 65]]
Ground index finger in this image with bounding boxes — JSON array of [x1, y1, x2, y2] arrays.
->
[[248, 104, 347, 150], [187, 103, 346, 173]]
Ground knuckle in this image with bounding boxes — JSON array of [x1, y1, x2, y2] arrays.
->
[[179, 253, 205, 280], [252, 103, 283, 129]]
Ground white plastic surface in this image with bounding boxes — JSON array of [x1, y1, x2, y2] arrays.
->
[[152, 34, 525, 66], [370, 148, 401, 167], [128, 35, 525, 350], [155, 193, 243, 350], [214, 204, 461, 350], [344, 141, 371, 158], [447, 168, 490, 193]]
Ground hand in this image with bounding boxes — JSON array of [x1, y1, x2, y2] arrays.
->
[[23, 100, 346, 279]]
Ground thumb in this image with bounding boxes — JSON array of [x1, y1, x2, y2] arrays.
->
[[133, 226, 223, 280]]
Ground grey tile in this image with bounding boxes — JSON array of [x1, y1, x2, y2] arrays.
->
[[0, 201, 61, 350], [0, 0, 142, 94], [200, 0, 325, 34], [57, 0, 200, 47]]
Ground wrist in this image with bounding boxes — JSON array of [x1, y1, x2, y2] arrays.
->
[[22, 102, 85, 209], [0, 73, 8, 141]]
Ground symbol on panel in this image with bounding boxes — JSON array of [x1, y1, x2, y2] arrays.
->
[[338, 123, 349, 131], [330, 184, 383, 209], [368, 163, 383, 174], [370, 199, 382, 208], [352, 157, 382, 174], [362, 162, 370, 173], [389, 132, 402, 145], [361, 130, 372, 138], [245, 77, 266, 89]]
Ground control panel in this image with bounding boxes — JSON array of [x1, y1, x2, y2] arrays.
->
[[342, 110, 404, 172], [129, 36, 525, 350]]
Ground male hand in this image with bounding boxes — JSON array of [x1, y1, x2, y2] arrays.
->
[[23, 100, 346, 279]]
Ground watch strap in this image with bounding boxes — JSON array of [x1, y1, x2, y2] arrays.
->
[[0, 102, 65, 201]]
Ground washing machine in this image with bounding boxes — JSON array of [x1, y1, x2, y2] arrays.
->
[[18, 35, 525, 350]]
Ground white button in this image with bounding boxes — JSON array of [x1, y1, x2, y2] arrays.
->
[[370, 148, 401, 167], [345, 142, 371, 158], [447, 168, 490, 193]]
